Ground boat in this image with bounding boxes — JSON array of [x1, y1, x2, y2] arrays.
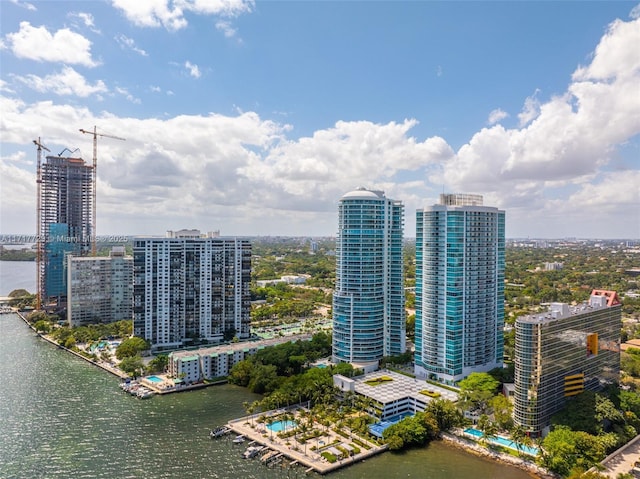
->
[[209, 426, 230, 438], [232, 435, 245, 444], [242, 445, 263, 459], [261, 450, 280, 463], [137, 388, 154, 399]]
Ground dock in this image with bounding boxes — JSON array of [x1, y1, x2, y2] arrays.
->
[[226, 414, 387, 475]]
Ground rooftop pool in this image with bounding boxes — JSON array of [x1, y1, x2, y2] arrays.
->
[[463, 427, 539, 456]]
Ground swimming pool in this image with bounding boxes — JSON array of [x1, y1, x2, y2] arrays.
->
[[146, 375, 163, 383], [464, 427, 539, 456], [267, 419, 297, 432]]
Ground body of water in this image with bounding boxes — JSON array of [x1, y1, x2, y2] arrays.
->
[[0, 260, 36, 296], [0, 313, 535, 479]]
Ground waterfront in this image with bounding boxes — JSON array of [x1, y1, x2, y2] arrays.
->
[[0, 313, 535, 479], [0, 260, 36, 296]]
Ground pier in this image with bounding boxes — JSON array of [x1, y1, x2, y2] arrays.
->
[[226, 412, 387, 475]]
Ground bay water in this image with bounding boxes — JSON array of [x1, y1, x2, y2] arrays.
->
[[0, 260, 534, 478]]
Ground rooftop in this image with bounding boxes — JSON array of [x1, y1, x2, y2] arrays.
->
[[350, 369, 458, 405]]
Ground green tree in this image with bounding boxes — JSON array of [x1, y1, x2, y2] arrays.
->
[[33, 320, 51, 334], [115, 336, 149, 360], [490, 394, 513, 430], [147, 354, 168, 374], [425, 398, 464, 432], [458, 372, 500, 413], [119, 355, 144, 377]]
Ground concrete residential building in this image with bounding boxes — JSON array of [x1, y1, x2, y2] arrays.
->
[[513, 290, 621, 437], [133, 231, 251, 350], [168, 334, 311, 383], [39, 155, 93, 307], [67, 246, 133, 326], [332, 187, 405, 367], [415, 193, 505, 384]]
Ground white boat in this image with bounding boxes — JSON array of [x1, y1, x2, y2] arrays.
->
[[137, 390, 154, 399], [242, 445, 263, 458], [232, 435, 245, 444], [209, 426, 230, 438]]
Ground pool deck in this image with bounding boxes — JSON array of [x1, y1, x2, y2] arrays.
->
[[226, 410, 387, 475]]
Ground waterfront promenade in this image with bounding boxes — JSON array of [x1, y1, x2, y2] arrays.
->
[[226, 408, 387, 475], [599, 433, 640, 478]]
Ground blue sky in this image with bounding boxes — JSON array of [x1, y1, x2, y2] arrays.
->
[[1, 0, 639, 238]]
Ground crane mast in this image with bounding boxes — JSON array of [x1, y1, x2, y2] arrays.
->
[[79, 127, 125, 255], [33, 138, 50, 311]]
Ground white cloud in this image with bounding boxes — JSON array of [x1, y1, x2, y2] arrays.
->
[[518, 89, 541, 127], [3, 22, 99, 67], [14, 66, 108, 97], [436, 15, 640, 212], [0, 79, 15, 94], [216, 20, 237, 38], [488, 108, 508, 125], [111, 0, 253, 32], [115, 34, 148, 56], [115, 86, 141, 104], [68, 12, 100, 33], [9, 0, 36, 11], [0, 13, 638, 238], [185, 61, 201, 78]]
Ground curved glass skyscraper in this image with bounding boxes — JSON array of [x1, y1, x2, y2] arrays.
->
[[332, 188, 405, 366], [415, 194, 505, 384]]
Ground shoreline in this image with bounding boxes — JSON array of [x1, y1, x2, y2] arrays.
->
[[441, 432, 556, 479], [12, 310, 129, 379], [4, 310, 555, 478]]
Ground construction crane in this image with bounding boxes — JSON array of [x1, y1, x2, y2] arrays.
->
[[79, 127, 126, 255], [33, 138, 50, 311]]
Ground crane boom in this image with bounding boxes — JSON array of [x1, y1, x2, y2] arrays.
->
[[33, 138, 50, 311], [79, 126, 126, 255]]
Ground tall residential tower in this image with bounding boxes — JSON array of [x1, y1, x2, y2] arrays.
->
[[133, 231, 251, 350], [415, 194, 505, 384], [332, 188, 405, 367], [38, 155, 93, 308], [513, 290, 621, 437]]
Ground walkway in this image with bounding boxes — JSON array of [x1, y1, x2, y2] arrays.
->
[[226, 410, 386, 475], [599, 433, 640, 478]]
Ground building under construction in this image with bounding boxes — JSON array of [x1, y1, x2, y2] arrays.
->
[[38, 155, 93, 309]]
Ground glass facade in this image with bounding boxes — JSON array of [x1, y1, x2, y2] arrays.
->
[[514, 291, 621, 436], [415, 194, 505, 384], [332, 188, 405, 364], [39, 156, 93, 305]]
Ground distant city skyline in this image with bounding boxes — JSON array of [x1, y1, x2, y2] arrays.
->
[[1, 2, 639, 239]]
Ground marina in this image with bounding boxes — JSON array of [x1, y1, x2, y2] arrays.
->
[[224, 409, 388, 475]]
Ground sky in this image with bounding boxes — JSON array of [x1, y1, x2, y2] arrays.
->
[[1, 1, 639, 239]]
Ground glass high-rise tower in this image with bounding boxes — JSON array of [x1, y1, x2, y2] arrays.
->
[[332, 188, 405, 366], [415, 194, 505, 384], [39, 155, 93, 308]]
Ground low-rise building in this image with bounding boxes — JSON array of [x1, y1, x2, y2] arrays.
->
[[513, 290, 621, 437], [168, 334, 312, 383], [333, 369, 458, 422]]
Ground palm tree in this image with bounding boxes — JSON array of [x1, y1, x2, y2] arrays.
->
[[510, 424, 527, 456], [477, 414, 498, 446], [266, 416, 275, 441]]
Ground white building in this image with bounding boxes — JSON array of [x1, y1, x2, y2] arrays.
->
[[333, 370, 458, 425], [168, 334, 312, 383], [133, 231, 251, 350], [67, 246, 133, 326]]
